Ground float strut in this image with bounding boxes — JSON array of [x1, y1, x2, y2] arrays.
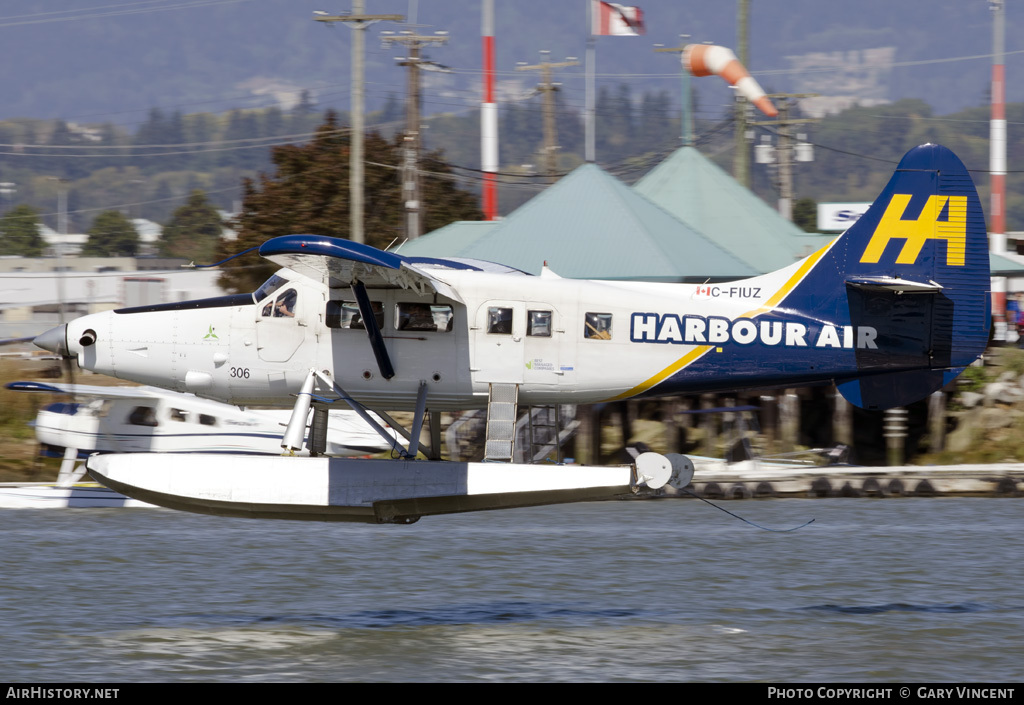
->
[[406, 381, 428, 459], [282, 370, 315, 453], [313, 370, 409, 457]]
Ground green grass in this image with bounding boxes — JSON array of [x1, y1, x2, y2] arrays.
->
[[0, 358, 65, 481]]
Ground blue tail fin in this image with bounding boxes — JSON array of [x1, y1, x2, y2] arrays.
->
[[830, 143, 990, 409]]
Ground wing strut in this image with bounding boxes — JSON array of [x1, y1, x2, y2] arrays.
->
[[351, 280, 395, 380]]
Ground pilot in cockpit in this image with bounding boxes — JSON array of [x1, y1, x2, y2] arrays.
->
[[273, 290, 297, 318]]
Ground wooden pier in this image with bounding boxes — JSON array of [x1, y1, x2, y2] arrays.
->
[[677, 460, 1024, 499]]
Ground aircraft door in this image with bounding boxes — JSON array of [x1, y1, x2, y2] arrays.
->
[[522, 306, 572, 386], [472, 302, 525, 384], [254, 287, 305, 362]]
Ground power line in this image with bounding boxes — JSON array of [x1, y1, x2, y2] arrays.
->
[[0, 126, 351, 151], [0, 0, 259, 28]]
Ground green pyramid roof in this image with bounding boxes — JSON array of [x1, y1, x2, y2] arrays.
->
[[396, 163, 756, 281], [991, 253, 1024, 276], [634, 146, 832, 272]]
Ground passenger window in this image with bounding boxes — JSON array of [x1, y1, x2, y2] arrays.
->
[[397, 303, 453, 332], [487, 307, 513, 335], [169, 408, 189, 422], [584, 312, 612, 340], [273, 289, 297, 318], [327, 301, 384, 329], [527, 310, 552, 337], [128, 406, 158, 427], [199, 414, 217, 426]]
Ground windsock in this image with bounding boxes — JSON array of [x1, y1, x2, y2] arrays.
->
[[683, 44, 778, 118]]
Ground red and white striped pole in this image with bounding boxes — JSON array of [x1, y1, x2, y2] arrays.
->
[[481, 0, 498, 220], [991, 0, 1007, 336]]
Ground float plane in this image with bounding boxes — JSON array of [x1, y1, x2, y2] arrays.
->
[[6, 381, 400, 485], [33, 144, 992, 523]]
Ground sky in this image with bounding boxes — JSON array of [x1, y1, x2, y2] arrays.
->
[[0, 0, 1020, 127]]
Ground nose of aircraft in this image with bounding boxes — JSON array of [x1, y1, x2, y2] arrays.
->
[[33, 324, 69, 357]]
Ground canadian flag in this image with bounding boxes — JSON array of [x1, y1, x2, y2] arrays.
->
[[592, 1, 644, 36]]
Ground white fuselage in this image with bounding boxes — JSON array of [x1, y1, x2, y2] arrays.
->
[[58, 252, 866, 411]]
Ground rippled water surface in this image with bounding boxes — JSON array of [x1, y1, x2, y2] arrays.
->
[[2, 498, 1022, 682]]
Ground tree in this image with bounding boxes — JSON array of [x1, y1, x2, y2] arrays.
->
[[793, 198, 818, 233], [595, 84, 635, 163], [218, 111, 483, 294], [82, 210, 139, 257], [159, 190, 224, 262], [0, 204, 45, 256]]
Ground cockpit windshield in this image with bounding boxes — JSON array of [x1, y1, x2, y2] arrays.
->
[[253, 273, 290, 303]]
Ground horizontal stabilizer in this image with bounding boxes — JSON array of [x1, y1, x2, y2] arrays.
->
[[837, 368, 963, 411], [845, 276, 943, 293]]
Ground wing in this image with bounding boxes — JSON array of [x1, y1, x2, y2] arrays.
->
[[258, 235, 478, 303], [258, 235, 525, 381]]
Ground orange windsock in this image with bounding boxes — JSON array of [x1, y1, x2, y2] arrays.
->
[[683, 44, 778, 118]]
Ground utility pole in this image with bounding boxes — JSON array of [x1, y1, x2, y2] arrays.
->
[[516, 52, 579, 181], [314, 5, 403, 245], [733, 0, 750, 186], [654, 36, 693, 147], [47, 176, 74, 388], [750, 93, 817, 220], [382, 29, 449, 240], [990, 0, 1007, 338], [481, 0, 498, 220]]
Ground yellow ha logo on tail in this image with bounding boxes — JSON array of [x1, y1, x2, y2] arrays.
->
[[859, 194, 967, 266]]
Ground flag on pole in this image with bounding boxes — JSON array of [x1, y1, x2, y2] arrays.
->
[[592, 1, 644, 36]]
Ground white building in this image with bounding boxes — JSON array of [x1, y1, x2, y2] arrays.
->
[[0, 255, 228, 343]]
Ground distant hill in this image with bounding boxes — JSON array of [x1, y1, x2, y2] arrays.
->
[[2, 0, 1020, 127]]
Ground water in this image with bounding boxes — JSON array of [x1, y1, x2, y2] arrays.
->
[[2, 498, 1022, 682]]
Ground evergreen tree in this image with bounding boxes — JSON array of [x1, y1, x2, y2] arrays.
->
[[82, 210, 139, 257], [49, 120, 88, 180], [186, 112, 218, 172], [377, 93, 404, 134], [595, 84, 635, 163], [639, 90, 674, 150], [0, 204, 45, 256], [165, 111, 187, 171], [262, 106, 285, 138], [219, 111, 482, 294], [159, 190, 224, 262], [134, 108, 169, 174], [289, 91, 319, 136], [420, 151, 485, 233], [293, 90, 315, 117], [793, 198, 818, 233], [500, 100, 542, 168]]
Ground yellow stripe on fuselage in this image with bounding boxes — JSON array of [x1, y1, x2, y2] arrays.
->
[[608, 240, 836, 402], [609, 344, 714, 401], [740, 240, 835, 320]]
